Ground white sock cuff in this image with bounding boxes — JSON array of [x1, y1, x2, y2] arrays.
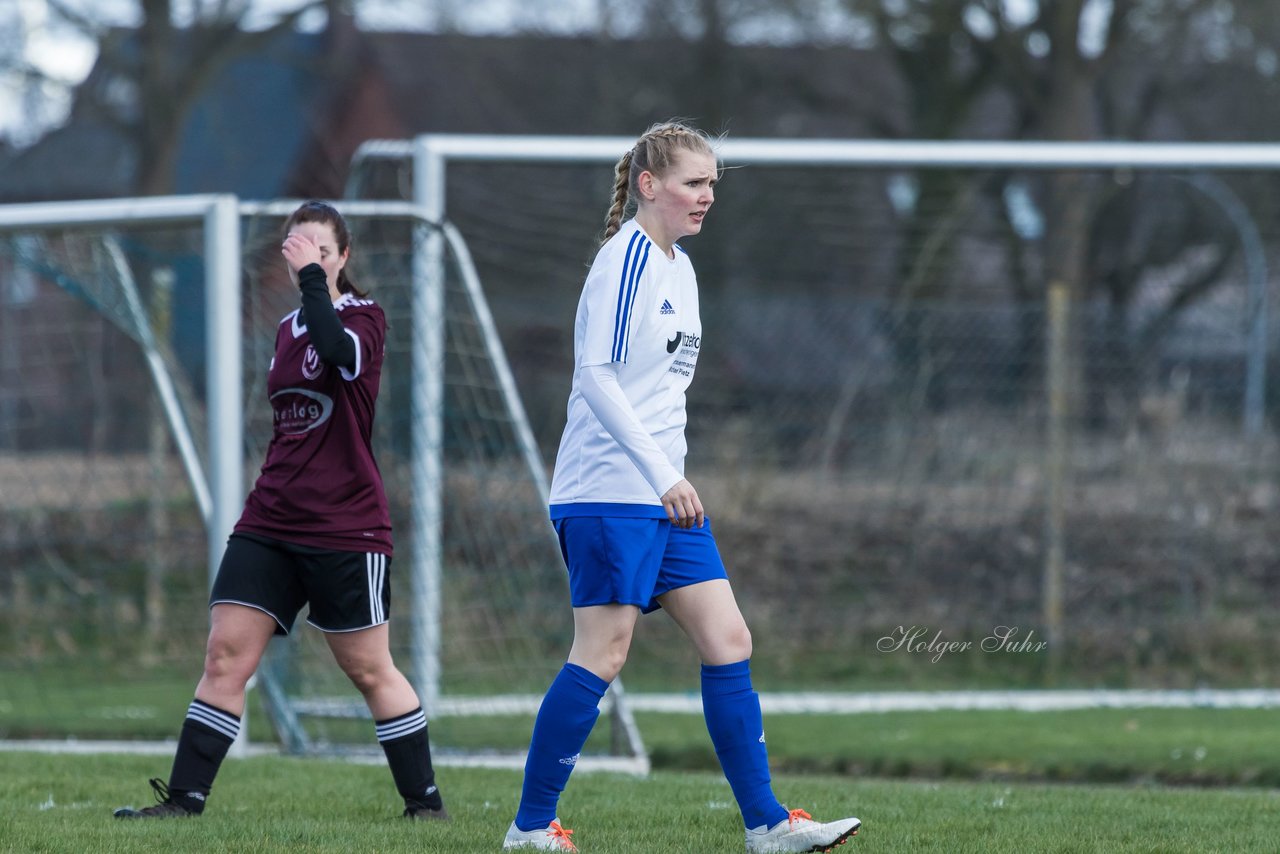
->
[[186, 699, 241, 741], [376, 707, 427, 743]]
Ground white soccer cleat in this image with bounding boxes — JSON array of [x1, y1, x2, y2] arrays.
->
[[503, 818, 579, 851], [745, 808, 860, 853]]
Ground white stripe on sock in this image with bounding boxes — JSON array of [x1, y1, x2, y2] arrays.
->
[[376, 708, 426, 742], [187, 701, 240, 741]]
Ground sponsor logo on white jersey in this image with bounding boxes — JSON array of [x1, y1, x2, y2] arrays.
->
[[667, 331, 701, 355]]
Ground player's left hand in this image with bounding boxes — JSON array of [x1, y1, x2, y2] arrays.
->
[[661, 478, 705, 529]]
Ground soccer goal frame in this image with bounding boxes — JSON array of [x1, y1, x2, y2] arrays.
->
[[0, 194, 650, 770], [348, 134, 1280, 713]]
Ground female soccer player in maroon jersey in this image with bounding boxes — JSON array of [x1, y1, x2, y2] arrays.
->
[[114, 201, 446, 821]]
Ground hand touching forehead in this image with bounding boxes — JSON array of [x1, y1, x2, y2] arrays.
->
[[287, 222, 341, 257], [282, 220, 347, 289]]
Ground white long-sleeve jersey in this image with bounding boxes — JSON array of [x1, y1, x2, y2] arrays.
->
[[549, 219, 703, 518]]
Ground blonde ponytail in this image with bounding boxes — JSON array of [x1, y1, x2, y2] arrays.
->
[[602, 149, 634, 242]]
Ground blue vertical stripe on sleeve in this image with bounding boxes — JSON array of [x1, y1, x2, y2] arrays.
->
[[618, 244, 650, 362], [611, 234, 645, 363], [612, 230, 646, 362]]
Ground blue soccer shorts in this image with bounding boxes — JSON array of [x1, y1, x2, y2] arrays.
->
[[553, 517, 729, 613]]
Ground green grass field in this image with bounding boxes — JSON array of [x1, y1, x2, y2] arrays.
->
[[2, 752, 1278, 853], [8, 666, 1280, 850]]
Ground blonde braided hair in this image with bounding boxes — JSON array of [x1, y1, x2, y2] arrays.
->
[[601, 121, 718, 244]]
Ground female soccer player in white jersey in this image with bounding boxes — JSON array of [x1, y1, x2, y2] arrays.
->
[[502, 123, 861, 853], [113, 202, 446, 822]]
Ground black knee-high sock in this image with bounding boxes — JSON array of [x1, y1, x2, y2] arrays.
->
[[167, 699, 240, 814], [376, 707, 442, 810]]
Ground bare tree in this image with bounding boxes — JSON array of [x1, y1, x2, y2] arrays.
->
[[38, 0, 329, 195], [582, 0, 820, 129], [833, 0, 1277, 419]]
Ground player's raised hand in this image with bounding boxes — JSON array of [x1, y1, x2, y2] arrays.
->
[[281, 232, 322, 275], [661, 478, 704, 529]]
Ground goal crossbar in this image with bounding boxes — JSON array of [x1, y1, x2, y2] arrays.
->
[[353, 136, 1280, 172]]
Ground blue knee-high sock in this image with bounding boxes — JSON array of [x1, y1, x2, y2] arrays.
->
[[702, 660, 788, 830], [515, 663, 610, 831]]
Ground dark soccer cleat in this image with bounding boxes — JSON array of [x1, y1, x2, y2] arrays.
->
[[113, 778, 196, 819], [403, 803, 450, 821]]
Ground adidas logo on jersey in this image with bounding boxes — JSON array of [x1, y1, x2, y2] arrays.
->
[[660, 299, 676, 315]]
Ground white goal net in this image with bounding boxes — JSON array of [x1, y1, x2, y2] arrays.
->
[[0, 196, 645, 769]]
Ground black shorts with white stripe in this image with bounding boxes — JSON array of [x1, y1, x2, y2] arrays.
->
[[210, 532, 392, 635]]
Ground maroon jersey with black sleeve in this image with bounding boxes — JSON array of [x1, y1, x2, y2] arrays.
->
[[235, 294, 393, 554]]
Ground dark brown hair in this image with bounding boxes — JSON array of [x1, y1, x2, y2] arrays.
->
[[283, 200, 366, 297]]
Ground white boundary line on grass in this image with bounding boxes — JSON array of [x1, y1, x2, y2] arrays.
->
[[7, 688, 1280, 758], [0, 739, 273, 756], [420, 688, 1280, 716], [0, 737, 640, 778], [0, 739, 647, 774], [632, 689, 1280, 714], [288, 687, 1272, 719]]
